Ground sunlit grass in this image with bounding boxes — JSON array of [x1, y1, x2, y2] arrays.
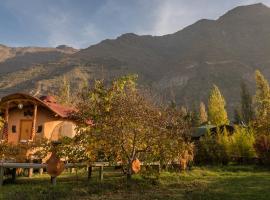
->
[[1, 165, 270, 200]]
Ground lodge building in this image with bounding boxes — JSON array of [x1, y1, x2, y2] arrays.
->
[[0, 93, 77, 144]]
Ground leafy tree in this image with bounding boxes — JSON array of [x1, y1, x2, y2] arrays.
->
[[208, 85, 229, 126], [187, 109, 200, 127], [75, 75, 193, 179], [254, 70, 270, 134], [241, 82, 254, 125], [76, 75, 163, 180], [153, 106, 193, 169], [229, 126, 256, 160], [58, 76, 71, 105], [254, 134, 270, 165], [199, 102, 208, 124], [195, 131, 229, 165]]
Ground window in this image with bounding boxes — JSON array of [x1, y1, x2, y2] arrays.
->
[[37, 125, 43, 133], [12, 125, 16, 133], [24, 110, 33, 117]]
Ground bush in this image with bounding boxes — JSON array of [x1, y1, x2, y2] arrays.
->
[[254, 135, 270, 165], [229, 127, 256, 161], [195, 132, 229, 165], [195, 127, 256, 165]]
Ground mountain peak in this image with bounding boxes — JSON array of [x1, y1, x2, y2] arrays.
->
[[117, 33, 139, 40], [218, 3, 270, 21], [56, 45, 78, 53]]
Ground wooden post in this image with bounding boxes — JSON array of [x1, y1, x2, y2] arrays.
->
[[0, 166, 4, 186], [99, 166, 104, 181], [3, 102, 9, 141], [39, 168, 43, 175], [28, 156, 33, 178], [158, 163, 161, 174], [11, 168, 16, 183], [87, 166, 92, 180], [31, 104, 37, 140], [51, 176, 57, 186], [70, 168, 75, 173]]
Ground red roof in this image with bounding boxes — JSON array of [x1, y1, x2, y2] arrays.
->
[[41, 97, 76, 118], [0, 93, 75, 118]]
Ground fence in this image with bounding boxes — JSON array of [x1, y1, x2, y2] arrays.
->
[[0, 161, 160, 186]]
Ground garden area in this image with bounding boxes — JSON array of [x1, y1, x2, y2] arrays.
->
[[2, 70, 270, 199]]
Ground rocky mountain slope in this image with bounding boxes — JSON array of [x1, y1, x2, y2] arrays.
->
[[1, 3, 270, 115]]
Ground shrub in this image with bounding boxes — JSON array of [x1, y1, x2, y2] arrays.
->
[[195, 132, 229, 165], [195, 127, 257, 165], [254, 134, 270, 165], [229, 127, 256, 161]]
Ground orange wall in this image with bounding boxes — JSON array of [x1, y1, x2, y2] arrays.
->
[[7, 106, 76, 144]]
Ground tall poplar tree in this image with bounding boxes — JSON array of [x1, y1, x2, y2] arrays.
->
[[255, 70, 270, 118], [254, 70, 270, 134], [208, 85, 229, 126], [199, 102, 208, 124], [58, 76, 71, 105], [241, 82, 254, 124]]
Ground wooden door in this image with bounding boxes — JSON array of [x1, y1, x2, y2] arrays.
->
[[20, 120, 33, 141]]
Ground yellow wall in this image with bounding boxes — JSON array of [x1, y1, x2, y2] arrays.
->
[[7, 106, 76, 144]]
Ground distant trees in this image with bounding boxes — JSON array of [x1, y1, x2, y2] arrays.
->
[[208, 85, 229, 126], [199, 102, 208, 124], [58, 76, 71, 105], [240, 82, 254, 124]]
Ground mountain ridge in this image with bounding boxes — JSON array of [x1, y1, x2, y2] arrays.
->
[[1, 3, 270, 116]]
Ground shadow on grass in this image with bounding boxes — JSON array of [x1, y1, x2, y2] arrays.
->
[[1, 171, 161, 200], [1, 166, 270, 200]]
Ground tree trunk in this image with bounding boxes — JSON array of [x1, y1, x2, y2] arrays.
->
[[126, 162, 133, 181]]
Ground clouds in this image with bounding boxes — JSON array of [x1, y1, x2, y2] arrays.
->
[[0, 0, 270, 48], [147, 0, 270, 36]]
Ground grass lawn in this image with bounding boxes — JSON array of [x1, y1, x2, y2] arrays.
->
[[1, 165, 270, 200]]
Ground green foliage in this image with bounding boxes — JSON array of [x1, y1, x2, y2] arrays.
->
[[0, 140, 35, 161], [151, 106, 194, 167], [241, 82, 254, 124], [208, 85, 229, 126], [195, 131, 229, 165], [254, 135, 270, 165], [57, 76, 71, 105], [254, 70, 270, 135], [255, 70, 270, 117], [196, 127, 256, 165], [229, 127, 256, 159], [76, 75, 159, 177], [75, 74, 192, 179]]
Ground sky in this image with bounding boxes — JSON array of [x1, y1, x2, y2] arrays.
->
[[0, 0, 270, 48]]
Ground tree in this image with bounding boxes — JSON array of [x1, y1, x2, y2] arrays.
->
[[241, 82, 254, 125], [76, 75, 162, 180], [208, 85, 229, 126], [199, 102, 208, 124], [58, 76, 71, 105], [185, 108, 200, 127], [233, 108, 242, 124], [255, 70, 270, 117], [254, 70, 270, 134], [154, 106, 193, 169]]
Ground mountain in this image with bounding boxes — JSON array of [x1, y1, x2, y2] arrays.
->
[[1, 3, 270, 115]]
